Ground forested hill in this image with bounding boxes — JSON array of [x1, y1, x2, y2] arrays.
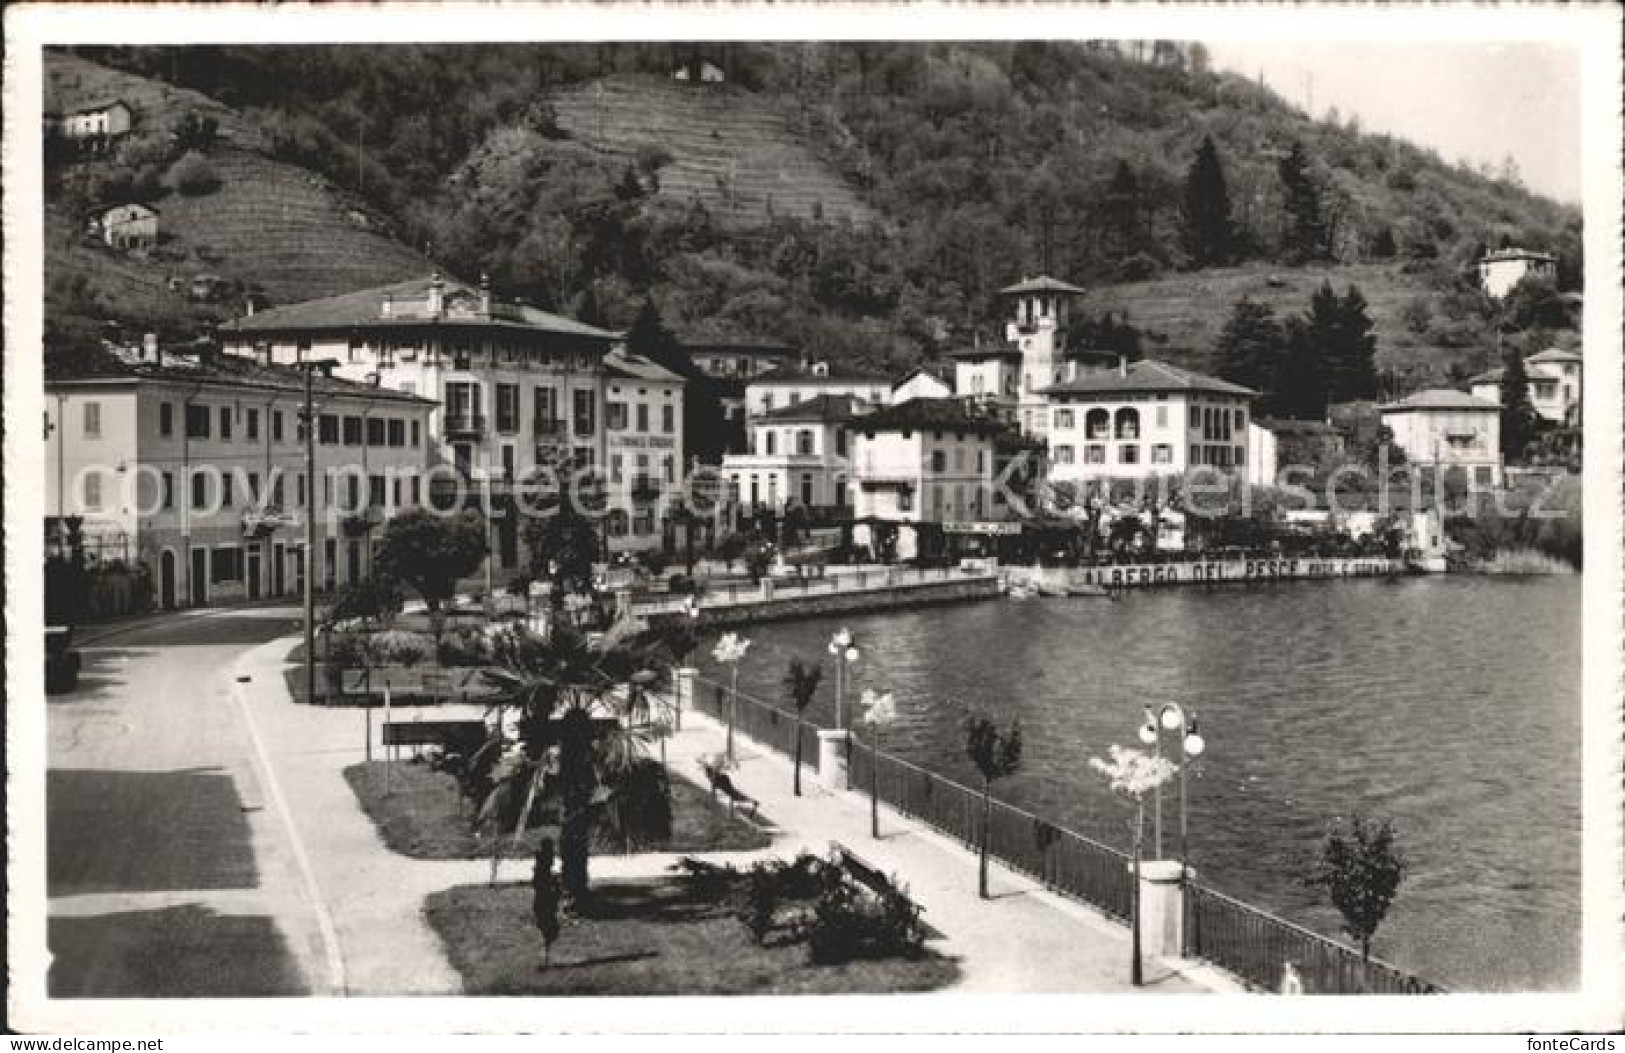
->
[[53, 43, 1580, 387]]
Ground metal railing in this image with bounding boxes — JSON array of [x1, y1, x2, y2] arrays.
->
[[1188, 884, 1444, 994], [634, 565, 989, 616], [688, 670, 1440, 995]]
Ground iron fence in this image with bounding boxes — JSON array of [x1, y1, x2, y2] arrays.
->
[[691, 674, 822, 772], [1188, 884, 1444, 994]]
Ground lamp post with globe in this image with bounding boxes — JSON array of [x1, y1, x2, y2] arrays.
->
[[817, 628, 860, 789]]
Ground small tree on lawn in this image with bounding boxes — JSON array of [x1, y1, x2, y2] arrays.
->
[[531, 838, 561, 968], [962, 710, 1023, 899], [1305, 814, 1406, 967], [783, 658, 823, 797], [374, 509, 488, 650]]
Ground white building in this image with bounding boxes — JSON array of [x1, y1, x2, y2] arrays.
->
[[1245, 422, 1280, 488], [1380, 389, 1502, 487], [722, 394, 867, 513], [603, 351, 685, 551], [1040, 359, 1257, 487], [219, 272, 671, 566], [850, 398, 1008, 524], [1469, 347, 1582, 426], [1478, 248, 1557, 299], [46, 340, 435, 609], [947, 343, 1021, 422], [47, 99, 135, 141], [91, 202, 159, 251], [743, 361, 890, 419]]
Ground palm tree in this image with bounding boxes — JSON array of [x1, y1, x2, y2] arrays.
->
[[481, 620, 677, 900], [782, 659, 824, 796]]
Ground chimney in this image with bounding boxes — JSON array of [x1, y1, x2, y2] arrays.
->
[[479, 271, 491, 316], [142, 332, 159, 363], [244, 297, 255, 317], [381, 293, 393, 319], [1117, 354, 1127, 378], [427, 272, 445, 317]]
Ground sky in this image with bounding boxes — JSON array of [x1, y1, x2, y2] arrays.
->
[[1206, 42, 1582, 204]]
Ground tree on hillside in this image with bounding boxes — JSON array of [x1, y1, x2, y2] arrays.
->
[[1306, 282, 1379, 403], [374, 509, 488, 629], [1181, 135, 1236, 267], [1498, 349, 1539, 462], [1097, 160, 1153, 264], [1214, 297, 1286, 399], [1278, 142, 1330, 262], [1275, 316, 1328, 420]]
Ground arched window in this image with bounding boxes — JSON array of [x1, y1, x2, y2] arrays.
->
[[1114, 407, 1140, 440], [1085, 408, 1110, 440]]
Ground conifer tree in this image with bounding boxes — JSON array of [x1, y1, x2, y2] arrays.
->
[[1278, 142, 1330, 262], [1306, 282, 1378, 402], [1499, 349, 1538, 462], [1214, 297, 1286, 398], [1181, 135, 1235, 267]]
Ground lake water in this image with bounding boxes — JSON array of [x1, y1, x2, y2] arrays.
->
[[699, 575, 1582, 992]]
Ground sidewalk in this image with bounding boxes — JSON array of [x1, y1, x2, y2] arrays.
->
[[231, 633, 1237, 996]]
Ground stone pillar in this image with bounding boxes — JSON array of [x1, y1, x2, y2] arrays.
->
[[817, 728, 850, 791], [760, 578, 775, 602], [675, 666, 697, 725], [1137, 860, 1190, 962]]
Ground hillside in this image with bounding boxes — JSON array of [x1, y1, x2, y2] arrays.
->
[[44, 53, 433, 341], [550, 75, 876, 227], [51, 43, 1582, 383]]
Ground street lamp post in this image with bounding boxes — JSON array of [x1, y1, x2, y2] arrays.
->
[[828, 629, 859, 788], [1141, 703, 1207, 955]]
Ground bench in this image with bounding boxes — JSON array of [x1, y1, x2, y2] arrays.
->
[[382, 719, 487, 755], [830, 841, 897, 899]]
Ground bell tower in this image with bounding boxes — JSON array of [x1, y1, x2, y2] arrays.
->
[[1000, 275, 1086, 436]]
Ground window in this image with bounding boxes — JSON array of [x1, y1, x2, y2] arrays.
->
[[319, 414, 339, 444], [362, 418, 382, 446], [392, 478, 402, 506], [83, 402, 101, 438], [1151, 444, 1173, 464], [1085, 445, 1106, 464], [836, 430, 847, 457], [1119, 444, 1140, 464], [247, 409, 259, 441], [496, 383, 520, 433], [1233, 408, 1245, 431], [797, 429, 814, 456], [534, 387, 559, 431], [192, 472, 208, 509], [297, 473, 306, 508], [1086, 408, 1110, 440], [272, 410, 284, 443], [1054, 409, 1075, 430], [765, 432, 777, 456], [953, 448, 964, 470], [342, 416, 363, 446], [801, 473, 814, 506], [222, 473, 234, 507], [82, 471, 102, 510], [1190, 406, 1201, 429], [210, 546, 243, 584], [664, 455, 674, 483], [272, 475, 285, 507], [573, 390, 596, 435], [159, 402, 174, 437], [930, 450, 947, 473], [248, 472, 260, 502], [898, 489, 913, 512], [220, 406, 233, 440], [1155, 405, 1168, 429], [387, 419, 405, 447], [410, 477, 420, 505], [607, 401, 628, 430], [636, 404, 649, 432], [1114, 408, 1140, 440], [611, 454, 623, 484], [369, 474, 387, 506], [186, 404, 210, 439], [410, 420, 421, 447], [162, 471, 174, 510], [1053, 445, 1076, 464], [662, 404, 675, 433]]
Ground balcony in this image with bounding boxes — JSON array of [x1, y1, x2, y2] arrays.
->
[[443, 411, 486, 438], [630, 476, 663, 505], [494, 414, 521, 436], [534, 417, 567, 438], [242, 506, 297, 537], [341, 505, 384, 537]]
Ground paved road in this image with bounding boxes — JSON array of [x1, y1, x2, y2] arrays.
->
[[45, 606, 319, 997]]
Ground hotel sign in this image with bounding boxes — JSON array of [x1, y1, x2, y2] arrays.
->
[[609, 435, 677, 450], [1075, 557, 1403, 588]]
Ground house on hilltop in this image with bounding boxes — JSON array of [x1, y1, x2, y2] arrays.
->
[[46, 98, 135, 145], [1468, 347, 1582, 427], [1478, 247, 1557, 299], [89, 202, 158, 251]]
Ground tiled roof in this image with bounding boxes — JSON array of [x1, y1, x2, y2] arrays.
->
[[1526, 347, 1582, 363], [222, 275, 617, 341], [757, 393, 869, 424], [1040, 360, 1255, 399], [1380, 388, 1500, 412], [945, 344, 1022, 360], [1467, 367, 1506, 386], [1255, 418, 1339, 435], [682, 339, 793, 355], [45, 343, 436, 405], [891, 364, 953, 389], [603, 351, 684, 384], [999, 275, 1087, 296], [1482, 248, 1556, 263], [851, 397, 1009, 436], [751, 362, 892, 385]]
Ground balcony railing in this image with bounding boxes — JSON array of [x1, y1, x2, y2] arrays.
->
[[241, 506, 297, 536], [443, 411, 486, 437], [534, 417, 567, 437], [494, 414, 521, 435], [341, 505, 384, 536]]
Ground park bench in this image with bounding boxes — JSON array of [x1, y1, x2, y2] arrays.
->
[[381, 719, 487, 758], [830, 841, 899, 899]]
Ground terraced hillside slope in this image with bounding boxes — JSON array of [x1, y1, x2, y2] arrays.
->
[[45, 54, 433, 327], [551, 75, 876, 227]]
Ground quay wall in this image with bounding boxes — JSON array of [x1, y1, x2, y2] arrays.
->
[[1015, 556, 1408, 591], [651, 576, 1001, 628]]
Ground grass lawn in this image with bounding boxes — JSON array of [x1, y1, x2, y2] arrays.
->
[[424, 877, 959, 995], [343, 759, 772, 859]]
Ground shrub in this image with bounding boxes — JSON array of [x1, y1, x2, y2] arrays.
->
[[739, 863, 781, 945], [1115, 251, 1161, 281], [436, 626, 489, 667], [326, 631, 371, 669], [666, 573, 693, 595], [803, 864, 926, 965], [167, 151, 222, 196]]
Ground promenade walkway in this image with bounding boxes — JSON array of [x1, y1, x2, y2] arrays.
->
[[231, 635, 1236, 996]]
